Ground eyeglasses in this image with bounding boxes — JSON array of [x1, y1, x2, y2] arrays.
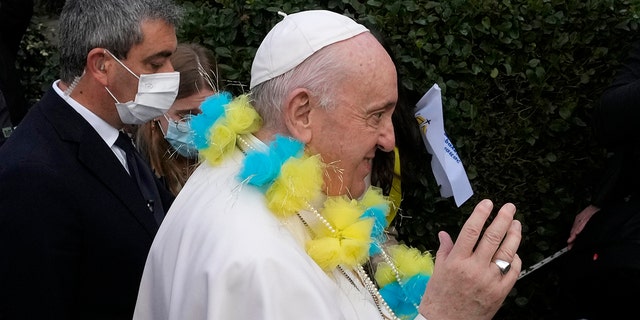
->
[[164, 113, 192, 133]]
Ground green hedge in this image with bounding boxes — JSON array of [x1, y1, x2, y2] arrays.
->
[[19, 1, 640, 318]]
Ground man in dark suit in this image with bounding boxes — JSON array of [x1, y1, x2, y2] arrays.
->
[[0, 0, 181, 319], [560, 40, 640, 319]]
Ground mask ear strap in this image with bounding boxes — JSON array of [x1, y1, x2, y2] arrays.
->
[[104, 86, 121, 103], [104, 49, 140, 80], [155, 118, 167, 136]]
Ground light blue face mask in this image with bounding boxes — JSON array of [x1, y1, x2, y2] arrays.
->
[[161, 114, 199, 159]]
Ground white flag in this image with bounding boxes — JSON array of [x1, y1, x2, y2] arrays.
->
[[414, 83, 473, 207]]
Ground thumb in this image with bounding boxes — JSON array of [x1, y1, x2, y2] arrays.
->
[[435, 231, 454, 262]]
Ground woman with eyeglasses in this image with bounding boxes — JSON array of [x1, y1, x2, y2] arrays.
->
[[135, 42, 218, 196]]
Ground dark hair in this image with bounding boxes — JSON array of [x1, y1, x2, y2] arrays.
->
[[58, 0, 183, 83]]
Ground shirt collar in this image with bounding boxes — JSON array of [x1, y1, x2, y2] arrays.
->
[[53, 80, 120, 147]]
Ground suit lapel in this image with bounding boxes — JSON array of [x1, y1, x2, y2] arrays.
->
[[77, 141, 159, 235], [41, 88, 159, 236]]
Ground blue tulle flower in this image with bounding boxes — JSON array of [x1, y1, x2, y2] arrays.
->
[[379, 274, 430, 319], [361, 204, 388, 255], [191, 92, 231, 149], [238, 135, 304, 188]]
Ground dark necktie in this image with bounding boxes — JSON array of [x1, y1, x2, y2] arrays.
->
[[115, 131, 165, 226]]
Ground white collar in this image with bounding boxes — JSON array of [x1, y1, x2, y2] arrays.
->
[[53, 80, 120, 147]]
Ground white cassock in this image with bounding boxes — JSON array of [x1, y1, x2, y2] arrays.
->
[[133, 134, 417, 320]]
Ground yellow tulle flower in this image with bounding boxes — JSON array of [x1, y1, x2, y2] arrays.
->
[[200, 94, 261, 166], [359, 186, 389, 209], [225, 95, 262, 134], [306, 196, 374, 270], [202, 124, 236, 165], [374, 244, 434, 287], [266, 155, 323, 217], [306, 222, 373, 270], [321, 197, 367, 231]]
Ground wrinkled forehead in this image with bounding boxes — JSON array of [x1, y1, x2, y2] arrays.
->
[[334, 34, 398, 103]]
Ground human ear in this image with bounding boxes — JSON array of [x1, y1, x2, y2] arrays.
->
[[284, 88, 313, 143], [87, 48, 109, 86]]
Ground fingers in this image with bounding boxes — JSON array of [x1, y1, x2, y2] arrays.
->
[[491, 219, 522, 278], [503, 253, 522, 281], [418, 199, 522, 319], [567, 221, 585, 248], [447, 199, 494, 258], [439, 198, 521, 278], [474, 202, 517, 261], [434, 231, 454, 261], [567, 205, 600, 249], [567, 231, 577, 249]]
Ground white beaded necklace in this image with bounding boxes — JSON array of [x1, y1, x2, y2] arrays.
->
[[297, 203, 400, 320], [237, 134, 263, 154], [237, 134, 411, 320]]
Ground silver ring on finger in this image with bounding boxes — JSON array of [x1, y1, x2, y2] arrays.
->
[[493, 259, 511, 275]]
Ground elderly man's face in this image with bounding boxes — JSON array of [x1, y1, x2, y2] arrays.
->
[[306, 33, 397, 198]]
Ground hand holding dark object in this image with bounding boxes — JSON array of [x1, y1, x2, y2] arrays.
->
[[567, 204, 600, 249]]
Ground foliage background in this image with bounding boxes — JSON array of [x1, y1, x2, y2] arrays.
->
[[19, 0, 640, 318]]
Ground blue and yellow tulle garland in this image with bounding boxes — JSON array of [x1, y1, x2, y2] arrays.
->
[[190, 92, 433, 320]]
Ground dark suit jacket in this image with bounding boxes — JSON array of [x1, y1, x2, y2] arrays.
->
[[0, 87, 174, 319], [590, 40, 640, 206]]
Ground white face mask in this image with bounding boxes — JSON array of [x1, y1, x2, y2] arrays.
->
[[104, 50, 180, 125]]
